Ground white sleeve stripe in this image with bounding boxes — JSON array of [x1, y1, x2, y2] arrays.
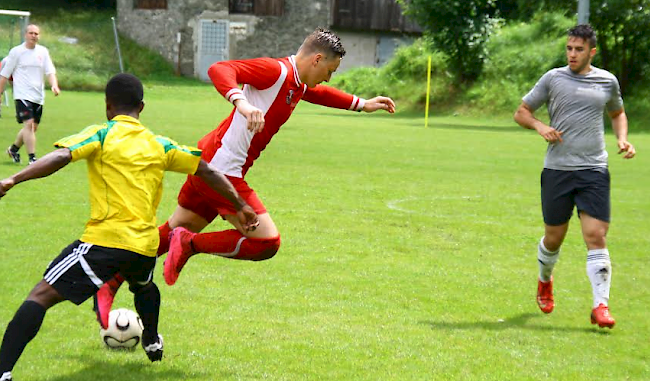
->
[[229, 93, 246, 104], [349, 95, 359, 110], [226, 88, 244, 103]]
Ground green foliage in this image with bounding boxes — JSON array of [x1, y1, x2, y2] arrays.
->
[[331, 40, 453, 110], [465, 12, 573, 114], [397, 0, 501, 82], [0, 9, 176, 91], [590, 0, 650, 94]]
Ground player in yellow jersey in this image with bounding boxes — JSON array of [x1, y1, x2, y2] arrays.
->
[[0, 74, 258, 381]]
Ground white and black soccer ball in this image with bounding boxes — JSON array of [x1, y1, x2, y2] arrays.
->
[[99, 308, 144, 349]]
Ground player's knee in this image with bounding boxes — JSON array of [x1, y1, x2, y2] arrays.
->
[[584, 232, 606, 248], [245, 235, 281, 261], [254, 235, 281, 261]]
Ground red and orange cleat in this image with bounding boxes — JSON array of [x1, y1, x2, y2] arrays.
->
[[93, 274, 125, 329], [536, 277, 554, 314], [591, 304, 616, 329], [163, 227, 196, 286]]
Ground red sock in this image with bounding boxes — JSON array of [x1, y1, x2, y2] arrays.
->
[[157, 221, 172, 255], [106, 273, 125, 292], [192, 229, 280, 261]]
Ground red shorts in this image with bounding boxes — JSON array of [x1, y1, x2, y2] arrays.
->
[[177, 174, 267, 223]]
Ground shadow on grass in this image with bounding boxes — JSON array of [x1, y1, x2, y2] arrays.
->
[[44, 356, 206, 381], [420, 312, 611, 335], [305, 111, 519, 132]]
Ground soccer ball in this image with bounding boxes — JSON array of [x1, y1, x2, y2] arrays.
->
[[99, 308, 144, 349]]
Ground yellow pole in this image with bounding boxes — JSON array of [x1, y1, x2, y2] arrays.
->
[[425, 55, 432, 128]]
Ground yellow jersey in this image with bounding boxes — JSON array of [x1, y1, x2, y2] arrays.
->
[[54, 115, 201, 257]]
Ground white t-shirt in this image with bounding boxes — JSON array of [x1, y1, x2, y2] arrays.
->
[[0, 43, 56, 105]]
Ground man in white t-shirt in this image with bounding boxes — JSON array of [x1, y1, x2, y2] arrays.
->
[[0, 24, 60, 165]]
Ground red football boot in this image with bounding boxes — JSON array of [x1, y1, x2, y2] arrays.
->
[[164, 227, 196, 286], [591, 304, 616, 329], [536, 277, 554, 314]]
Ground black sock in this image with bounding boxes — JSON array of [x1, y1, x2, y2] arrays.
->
[[131, 282, 161, 345], [0, 301, 47, 374], [28, 154, 35, 160], [9, 145, 19, 153]]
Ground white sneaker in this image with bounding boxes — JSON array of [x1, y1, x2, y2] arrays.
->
[[0, 371, 13, 381]]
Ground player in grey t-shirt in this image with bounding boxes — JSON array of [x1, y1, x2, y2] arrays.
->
[[514, 24, 635, 329]]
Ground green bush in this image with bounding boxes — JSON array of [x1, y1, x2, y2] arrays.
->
[[464, 12, 573, 115], [332, 40, 454, 110]]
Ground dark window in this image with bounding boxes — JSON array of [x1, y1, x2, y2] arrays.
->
[[230, 0, 254, 13], [134, 0, 167, 10], [229, 0, 284, 16]]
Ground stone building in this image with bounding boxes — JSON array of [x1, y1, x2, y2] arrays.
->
[[116, 0, 420, 79]]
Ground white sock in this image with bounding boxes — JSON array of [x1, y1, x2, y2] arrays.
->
[[0, 372, 12, 381], [587, 248, 612, 308], [538, 236, 559, 282]]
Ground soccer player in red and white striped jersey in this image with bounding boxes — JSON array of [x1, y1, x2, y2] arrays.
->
[[94, 28, 395, 322]]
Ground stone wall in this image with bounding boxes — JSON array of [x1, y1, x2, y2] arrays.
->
[[116, 0, 409, 78], [233, 0, 329, 59], [116, 0, 228, 76]]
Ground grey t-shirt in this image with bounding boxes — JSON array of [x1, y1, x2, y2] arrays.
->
[[523, 65, 623, 170]]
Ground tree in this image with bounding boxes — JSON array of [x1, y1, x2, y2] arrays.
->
[[493, 0, 650, 95], [590, 0, 650, 95], [397, 0, 499, 83]]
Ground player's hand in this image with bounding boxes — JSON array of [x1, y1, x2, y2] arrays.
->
[[52, 85, 60, 96], [363, 96, 396, 114], [235, 99, 265, 133], [537, 125, 563, 143], [237, 204, 260, 232], [617, 140, 636, 159], [0, 178, 15, 199]]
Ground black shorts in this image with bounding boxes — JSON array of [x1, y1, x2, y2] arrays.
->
[[15, 99, 43, 124], [541, 168, 610, 226], [43, 240, 156, 305]]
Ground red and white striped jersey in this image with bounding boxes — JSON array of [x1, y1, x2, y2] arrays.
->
[[198, 55, 365, 178]]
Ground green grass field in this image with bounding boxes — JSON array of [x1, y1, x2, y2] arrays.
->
[[0, 85, 649, 381]]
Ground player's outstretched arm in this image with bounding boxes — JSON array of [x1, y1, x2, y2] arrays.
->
[[194, 160, 259, 231], [0, 148, 72, 199], [362, 96, 396, 114]]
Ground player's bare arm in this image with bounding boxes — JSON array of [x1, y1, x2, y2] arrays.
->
[[609, 108, 635, 159], [194, 159, 259, 231], [0, 148, 72, 199], [0, 76, 8, 96], [234, 98, 265, 133], [514, 102, 563, 143], [362, 96, 396, 114], [48, 73, 60, 96]]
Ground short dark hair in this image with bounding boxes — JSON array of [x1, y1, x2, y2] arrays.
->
[[568, 24, 597, 49], [105, 73, 143, 110], [300, 28, 346, 58]]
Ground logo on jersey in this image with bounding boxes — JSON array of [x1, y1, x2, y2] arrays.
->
[[286, 90, 294, 105]]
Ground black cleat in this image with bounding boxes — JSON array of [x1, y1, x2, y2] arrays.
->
[[142, 334, 164, 362], [6, 147, 20, 163]]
